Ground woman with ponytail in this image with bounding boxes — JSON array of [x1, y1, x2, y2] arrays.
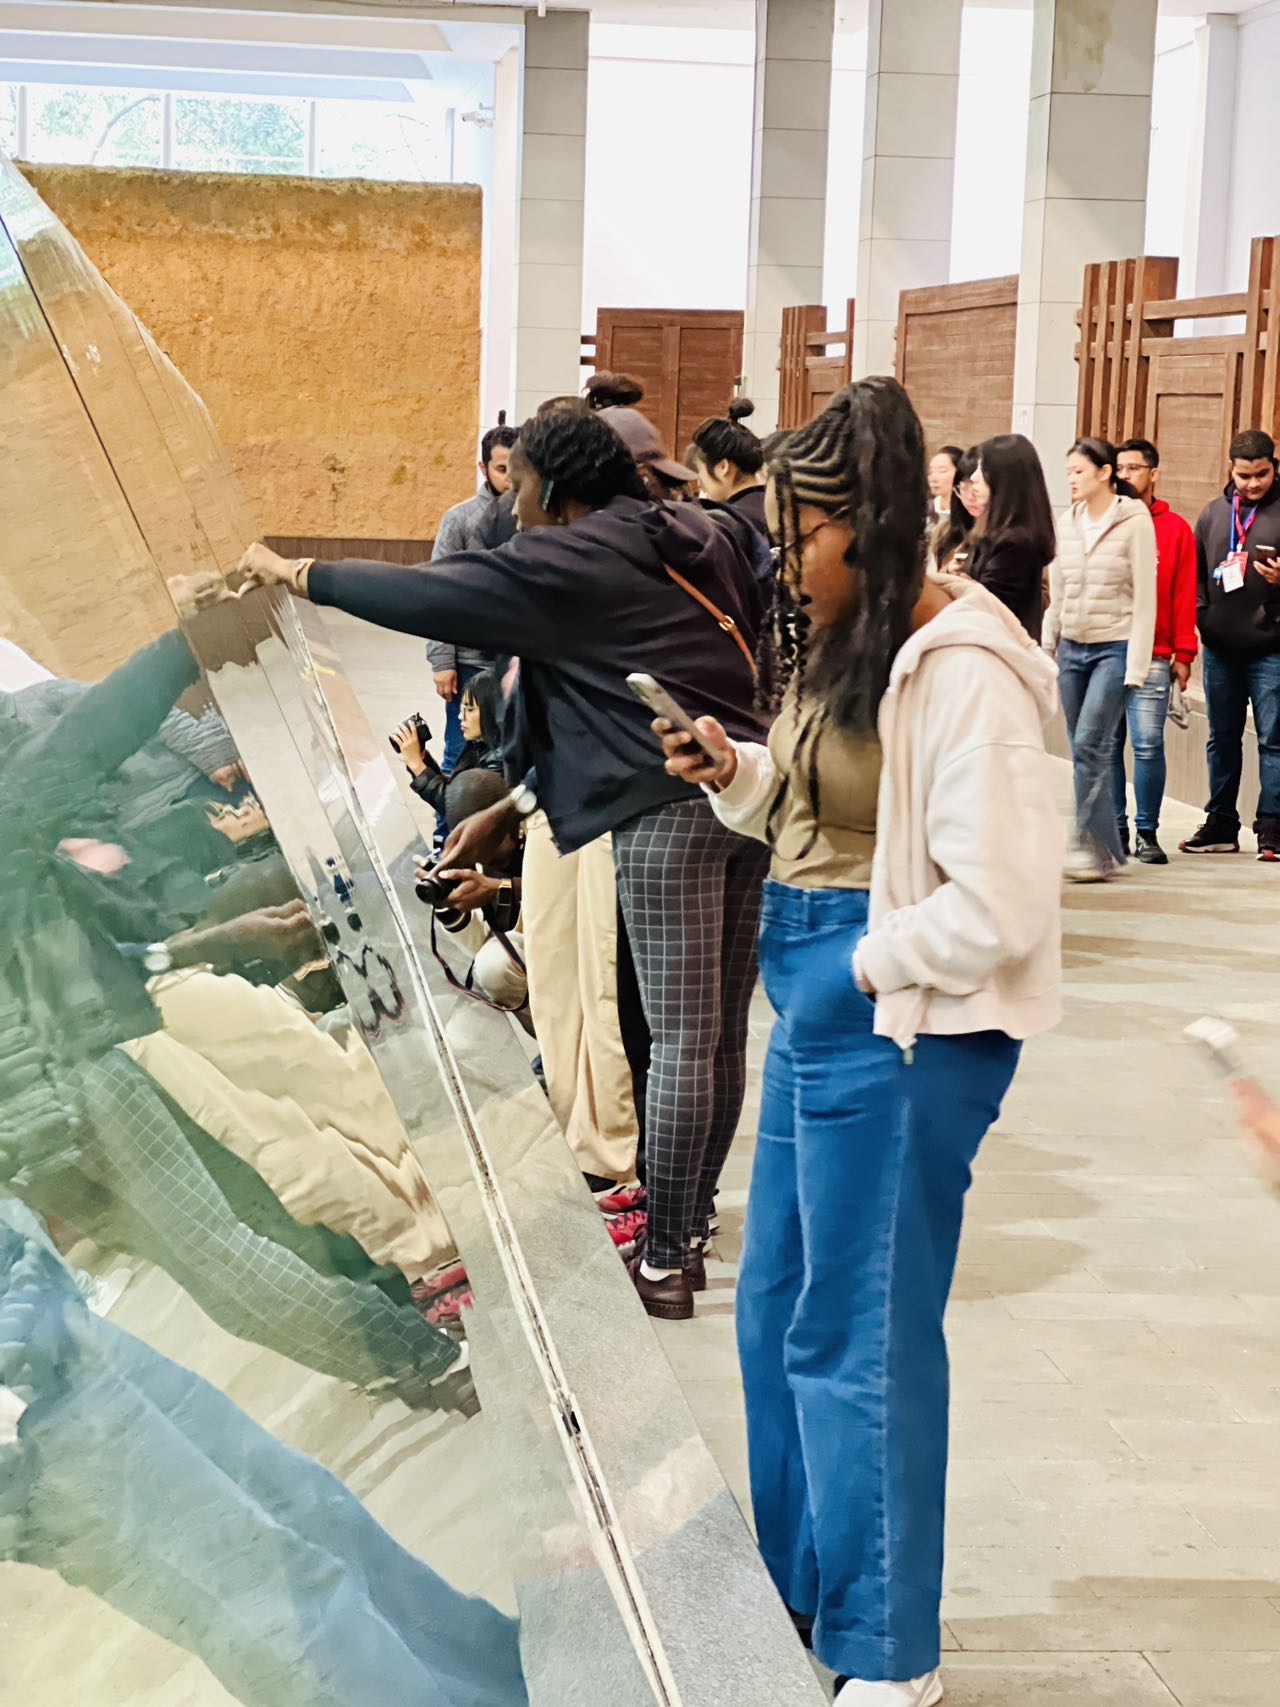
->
[[1044, 437, 1157, 880], [658, 378, 1063, 1706]]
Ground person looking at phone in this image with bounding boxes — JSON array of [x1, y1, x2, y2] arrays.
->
[[1180, 428, 1280, 860], [657, 377, 1063, 1707], [237, 404, 768, 1322]]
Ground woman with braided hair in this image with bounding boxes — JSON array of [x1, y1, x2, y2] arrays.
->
[[239, 405, 770, 1322], [657, 377, 1063, 1705]]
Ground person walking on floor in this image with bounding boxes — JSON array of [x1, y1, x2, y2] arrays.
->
[[657, 376, 1062, 1707], [237, 405, 769, 1323], [1112, 439, 1198, 864], [1044, 437, 1157, 881], [963, 433, 1056, 641], [429, 414, 518, 773], [1179, 428, 1280, 860], [929, 445, 982, 573], [688, 398, 770, 539]]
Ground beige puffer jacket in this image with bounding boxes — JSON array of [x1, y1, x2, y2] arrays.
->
[[1044, 496, 1157, 687]]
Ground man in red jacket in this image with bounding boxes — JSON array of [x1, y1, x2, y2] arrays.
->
[[1112, 439, 1198, 863]]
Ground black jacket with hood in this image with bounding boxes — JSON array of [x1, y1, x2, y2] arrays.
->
[[1195, 477, 1280, 657], [309, 497, 768, 853]]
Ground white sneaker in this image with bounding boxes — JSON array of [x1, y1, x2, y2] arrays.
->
[[1063, 843, 1110, 883], [834, 1671, 943, 1706]]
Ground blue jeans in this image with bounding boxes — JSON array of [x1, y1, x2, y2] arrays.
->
[[1111, 658, 1172, 836], [1202, 644, 1280, 829], [442, 661, 483, 775], [736, 882, 1020, 1683], [1057, 639, 1128, 863], [0, 1202, 527, 1707]]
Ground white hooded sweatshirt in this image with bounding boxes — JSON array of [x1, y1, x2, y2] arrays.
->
[[709, 574, 1064, 1052]]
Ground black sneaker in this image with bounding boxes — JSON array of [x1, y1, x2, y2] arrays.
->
[[1179, 816, 1240, 854], [1135, 830, 1168, 865], [1258, 816, 1280, 863]]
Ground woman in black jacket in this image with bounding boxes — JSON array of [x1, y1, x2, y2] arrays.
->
[[964, 433, 1057, 641], [688, 398, 769, 540], [239, 408, 770, 1323], [394, 668, 504, 817]]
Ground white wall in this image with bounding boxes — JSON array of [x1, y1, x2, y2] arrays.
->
[[1227, 4, 1280, 289], [582, 24, 753, 321], [578, 7, 1215, 336]]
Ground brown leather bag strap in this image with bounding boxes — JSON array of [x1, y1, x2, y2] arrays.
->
[[664, 564, 759, 680]]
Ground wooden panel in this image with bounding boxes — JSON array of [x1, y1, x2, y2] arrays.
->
[[896, 276, 1018, 452], [1147, 348, 1241, 521], [266, 535, 434, 565], [591, 308, 743, 456]]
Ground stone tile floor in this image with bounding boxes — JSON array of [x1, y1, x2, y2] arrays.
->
[[658, 786, 1280, 1706]]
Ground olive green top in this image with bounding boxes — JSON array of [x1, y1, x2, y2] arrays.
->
[[766, 698, 880, 890]]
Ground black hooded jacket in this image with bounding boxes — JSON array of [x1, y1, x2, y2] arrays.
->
[[1195, 477, 1280, 657], [309, 497, 768, 852]]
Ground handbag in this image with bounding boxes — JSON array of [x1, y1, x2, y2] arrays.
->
[[663, 565, 758, 680]]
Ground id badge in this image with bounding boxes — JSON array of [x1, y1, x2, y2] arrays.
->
[[1221, 549, 1247, 593]]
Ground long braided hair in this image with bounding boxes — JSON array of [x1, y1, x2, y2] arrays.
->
[[763, 377, 928, 847]]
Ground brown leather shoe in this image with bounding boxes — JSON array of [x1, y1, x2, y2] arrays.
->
[[627, 1254, 694, 1320], [686, 1245, 707, 1293]]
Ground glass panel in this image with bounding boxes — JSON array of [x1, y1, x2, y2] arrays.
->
[[0, 154, 825, 1707], [25, 84, 162, 168], [172, 95, 307, 176], [314, 97, 449, 183]]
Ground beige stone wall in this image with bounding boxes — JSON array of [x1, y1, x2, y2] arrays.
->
[[22, 165, 483, 541]]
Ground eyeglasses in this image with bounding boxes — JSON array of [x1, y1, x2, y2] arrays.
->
[[771, 510, 849, 561]]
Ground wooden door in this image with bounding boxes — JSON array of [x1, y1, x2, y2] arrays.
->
[[895, 276, 1019, 452], [1146, 340, 1243, 522], [592, 308, 744, 459]]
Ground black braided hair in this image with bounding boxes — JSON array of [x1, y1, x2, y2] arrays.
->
[[515, 405, 647, 510], [767, 376, 929, 738], [689, 397, 764, 477]]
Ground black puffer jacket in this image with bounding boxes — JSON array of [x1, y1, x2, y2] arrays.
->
[[310, 497, 767, 852]]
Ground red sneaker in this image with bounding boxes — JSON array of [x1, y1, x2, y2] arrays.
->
[[597, 1184, 647, 1215], [606, 1208, 647, 1253]]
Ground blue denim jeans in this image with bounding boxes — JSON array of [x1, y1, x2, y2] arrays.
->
[[1057, 639, 1129, 863], [1202, 644, 1280, 829], [442, 661, 483, 775], [736, 882, 1020, 1683], [1111, 658, 1172, 836], [0, 1201, 527, 1707]]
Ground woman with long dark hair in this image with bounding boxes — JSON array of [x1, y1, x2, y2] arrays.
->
[[238, 406, 769, 1322], [688, 398, 769, 538], [965, 433, 1057, 640], [929, 444, 983, 572], [658, 378, 1062, 1705], [1045, 436, 1157, 881]]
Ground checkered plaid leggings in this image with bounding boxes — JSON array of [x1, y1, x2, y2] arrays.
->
[[612, 798, 768, 1271]]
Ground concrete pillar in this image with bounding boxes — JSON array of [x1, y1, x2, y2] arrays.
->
[[1012, 0, 1158, 497], [852, 0, 963, 379], [513, 8, 588, 423], [1180, 14, 1239, 307], [741, 0, 835, 435]]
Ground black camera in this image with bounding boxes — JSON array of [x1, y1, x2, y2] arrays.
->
[[390, 711, 431, 756], [415, 867, 469, 909]]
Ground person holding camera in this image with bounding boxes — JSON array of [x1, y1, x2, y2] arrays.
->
[[418, 769, 531, 1032], [393, 671, 504, 824]]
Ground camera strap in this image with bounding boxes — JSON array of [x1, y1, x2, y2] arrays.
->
[[428, 908, 528, 1014]]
